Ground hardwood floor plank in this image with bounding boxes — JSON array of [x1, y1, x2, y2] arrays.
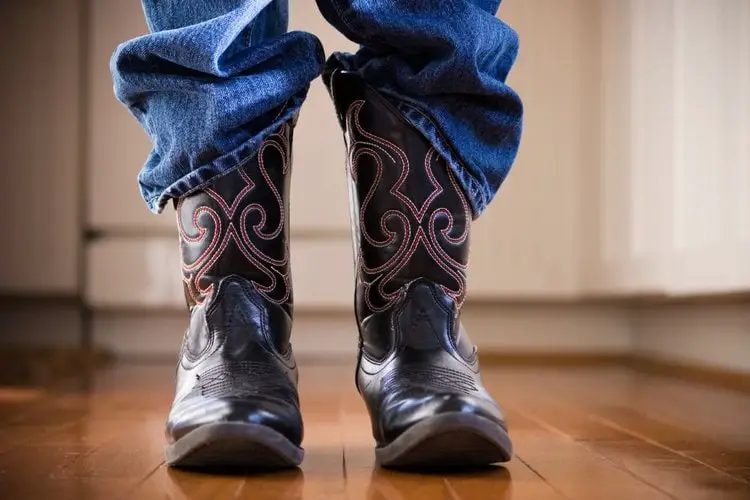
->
[[511, 396, 750, 499], [2, 363, 750, 499], [128, 466, 249, 500], [481, 372, 676, 500], [506, 367, 750, 484], [296, 364, 349, 499], [340, 404, 564, 499], [510, 429, 675, 499], [0, 478, 136, 500]]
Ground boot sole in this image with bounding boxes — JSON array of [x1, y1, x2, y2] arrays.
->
[[165, 422, 303, 470], [375, 413, 513, 469]]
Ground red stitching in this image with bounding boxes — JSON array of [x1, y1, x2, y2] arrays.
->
[[345, 101, 470, 312], [253, 139, 286, 240], [444, 165, 471, 243], [181, 124, 292, 306], [351, 101, 443, 222], [179, 207, 222, 273], [204, 167, 255, 219]]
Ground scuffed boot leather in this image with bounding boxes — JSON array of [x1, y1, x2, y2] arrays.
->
[[325, 69, 513, 468], [164, 122, 303, 469]]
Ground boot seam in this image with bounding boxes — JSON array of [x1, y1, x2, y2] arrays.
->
[[238, 278, 295, 364]]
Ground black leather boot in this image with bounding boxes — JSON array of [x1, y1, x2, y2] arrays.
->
[[164, 122, 303, 469], [324, 69, 513, 468]]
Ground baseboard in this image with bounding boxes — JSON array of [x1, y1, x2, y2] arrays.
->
[[5, 345, 749, 395], [0, 345, 112, 387], [632, 355, 750, 393], [630, 300, 750, 375], [461, 302, 632, 354], [92, 299, 749, 395], [91, 302, 633, 361], [0, 298, 83, 347], [91, 310, 360, 361], [479, 352, 630, 366], [3, 295, 746, 394]]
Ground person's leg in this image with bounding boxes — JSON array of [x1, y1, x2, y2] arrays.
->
[[316, 0, 522, 215], [318, 0, 522, 467], [111, 0, 324, 213], [110, 1, 324, 469]]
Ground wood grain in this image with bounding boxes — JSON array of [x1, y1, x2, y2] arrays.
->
[[0, 362, 748, 499]]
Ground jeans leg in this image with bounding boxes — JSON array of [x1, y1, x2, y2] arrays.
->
[[315, 0, 522, 215], [111, 0, 324, 213]]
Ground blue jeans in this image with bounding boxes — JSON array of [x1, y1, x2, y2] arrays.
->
[[111, 0, 522, 216]]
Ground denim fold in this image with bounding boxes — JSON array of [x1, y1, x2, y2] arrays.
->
[[111, 0, 325, 213], [111, 0, 522, 216]]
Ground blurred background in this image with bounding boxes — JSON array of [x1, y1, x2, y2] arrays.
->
[[0, 0, 749, 379]]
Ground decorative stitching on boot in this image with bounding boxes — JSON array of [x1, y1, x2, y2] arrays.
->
[[185, 361, 298, 404], [177, 125, 292, 307], [345, 101, 471, 314], [381, 366, 478, 395]]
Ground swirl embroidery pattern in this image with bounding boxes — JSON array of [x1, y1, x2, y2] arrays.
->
[[345, 101, 471, 313], [177, 125, 292, 307]]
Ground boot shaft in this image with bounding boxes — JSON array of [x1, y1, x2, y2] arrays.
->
[[167, 124, 302, 458], [325, 70, 472, 322], [176, 123, 294, 316]]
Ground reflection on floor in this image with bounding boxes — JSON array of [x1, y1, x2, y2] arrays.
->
[[0, 362, 748, 499]]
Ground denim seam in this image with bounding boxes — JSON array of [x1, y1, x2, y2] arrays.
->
[[396, 100, 487, 217], [273, 98, 291, 122], [147, 106, 298, 213], [147, 135, 265, 213], [327, 4, 390, 52], [326, 0, 359, 37], [325, 0, 392, 49]]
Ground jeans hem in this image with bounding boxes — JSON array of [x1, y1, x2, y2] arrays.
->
[[395, 101, 488, 218], [145, 156, 251, 214], [144, 112, 297, 214]]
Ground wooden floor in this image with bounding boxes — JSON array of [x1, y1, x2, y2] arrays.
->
[[0, 362, 749, 499]]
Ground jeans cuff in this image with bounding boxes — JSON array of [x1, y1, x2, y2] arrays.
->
[[145, 107, 299, 214], [395, 102, 487, 218]]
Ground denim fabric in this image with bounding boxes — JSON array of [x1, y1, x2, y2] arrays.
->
[[316, 0, 523, 214], [111, 0, 522, 215], [111, 0, 325, 213]]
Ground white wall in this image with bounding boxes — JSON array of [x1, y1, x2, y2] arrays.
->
[[471, 0, 601, 299], [0, 0, 82, 295], [669, 0, 750, 294], [593, 0, 750, 296]]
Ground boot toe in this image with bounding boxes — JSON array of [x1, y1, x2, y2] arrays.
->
[[379, 392, 506, 445], [167, 396, 303, 447]]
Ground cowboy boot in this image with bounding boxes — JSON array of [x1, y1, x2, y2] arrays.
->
[[324, 69, 513, 468], [164, 122, 303, 469]]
